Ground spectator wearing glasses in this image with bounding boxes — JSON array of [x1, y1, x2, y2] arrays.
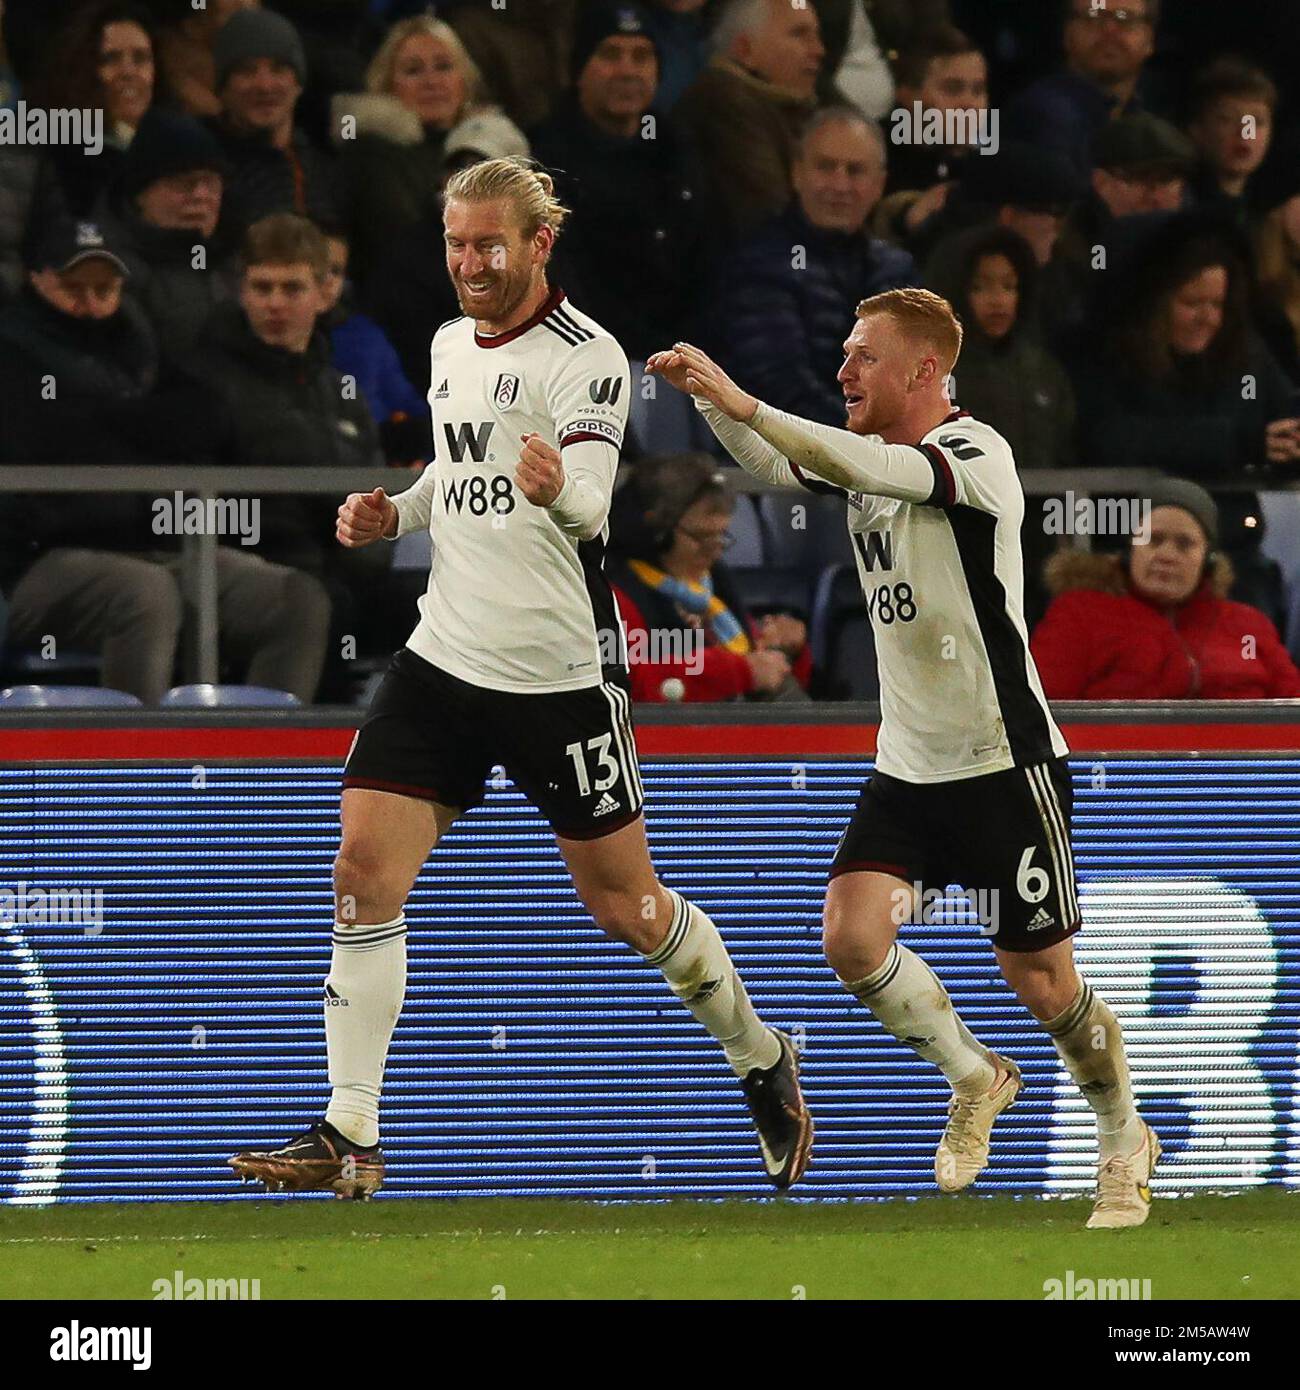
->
[[99, 110, 236, 368], [608, 454, 812, 702], [1008, 0, 1160, 179]]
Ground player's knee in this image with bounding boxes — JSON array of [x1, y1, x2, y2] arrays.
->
[[587, 889, 659, 951], [822, 900, 890, 984], [1005, 957, 1079, 1022], [332, 841, 411, 922]]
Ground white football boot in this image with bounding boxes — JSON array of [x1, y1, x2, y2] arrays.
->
[[1087, 1121, 1161, 1230], [935, 1056, 1023, 1192]]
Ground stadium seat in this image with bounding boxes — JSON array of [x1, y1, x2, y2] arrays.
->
[[627, 359, 714, 456], [810, 562, 866, 669], [0, 684, 142, 708], [726, 494, 764, 567], [728, 565, 814, 620], [161, 684, 301, 708], [1260, 492, 1300, 653], [826, 612, 880, 700], [758, 493, 854, 568]]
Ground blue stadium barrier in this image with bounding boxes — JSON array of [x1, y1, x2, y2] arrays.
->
[[1, 752, 1298, 1203]]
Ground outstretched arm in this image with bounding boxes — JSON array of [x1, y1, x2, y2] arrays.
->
[[647, 349, 802, 490], [669, 343, 939, 504]]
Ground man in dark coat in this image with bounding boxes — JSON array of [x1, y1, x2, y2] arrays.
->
[[100, 109, 238, 369], [529, 0, 715, 360], [709, 106, 914, 426], [191, 212, 383, 578], [205, 8, 339, 237], [675, 0, 824, 240], [0, 217, 331, 703]]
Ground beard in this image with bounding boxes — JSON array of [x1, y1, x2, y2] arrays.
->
[[453, 264, 531, 325]]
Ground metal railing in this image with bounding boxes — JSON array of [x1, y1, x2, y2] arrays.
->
[[2, 464, 1294, 685]]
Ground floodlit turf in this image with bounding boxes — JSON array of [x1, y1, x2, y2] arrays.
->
[[0, 1192, 1295, 1300]]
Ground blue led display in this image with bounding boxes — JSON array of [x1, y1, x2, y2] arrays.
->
[[1, 758, 1297, 1202]]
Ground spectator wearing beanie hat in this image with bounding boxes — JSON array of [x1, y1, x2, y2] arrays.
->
[[530, 0, 717, 359], [206, 8, 339, 236], [100, 109, 238, 367], [1031, 479, 1300, 699]]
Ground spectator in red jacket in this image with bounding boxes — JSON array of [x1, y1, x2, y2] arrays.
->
[[1031, 479, 1300, 700], [608, 453, 812, 702]]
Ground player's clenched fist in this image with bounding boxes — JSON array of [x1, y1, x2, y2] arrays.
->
[[337, 487, 397, 547], [516, 432, 565, 506]]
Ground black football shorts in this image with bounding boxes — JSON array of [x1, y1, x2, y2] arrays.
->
[[342, 647, 645, 839], [830, 757, 1080, 952]]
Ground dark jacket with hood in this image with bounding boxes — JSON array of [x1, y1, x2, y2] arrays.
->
[[529, 94, 716, 360], [335, 95, 447, 292], [0, 288, 220, 587], [710, 201, 916, 426], [206, 118, 339, 237], [925, 223, 1076, 469], [1031, 549, 1300, 699], [190, 300, 382, 572], [100, 194, 238, 369]]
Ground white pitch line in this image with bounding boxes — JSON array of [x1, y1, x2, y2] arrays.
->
[[0, 1228, 616, 1245]]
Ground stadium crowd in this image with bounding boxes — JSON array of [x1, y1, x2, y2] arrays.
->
[[1, 0, 1300, 704]]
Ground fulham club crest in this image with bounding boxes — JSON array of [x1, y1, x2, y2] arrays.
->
[[494, 373, 520, 408]]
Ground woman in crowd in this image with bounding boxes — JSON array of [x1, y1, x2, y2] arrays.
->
[[925, 223, 1076, 470], [1074, 220, 1300, 476], [332, 15, 526, 290], [28, 1, 165, 210], [608, 454, 812, 703], [1031, 479, 1300, 699]]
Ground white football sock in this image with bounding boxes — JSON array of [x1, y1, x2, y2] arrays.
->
[[1045, 980, 1143, 1160], [843, 942, 997, 1094], [323, 913, 407, 1149], [644, 890, 781, 1076]]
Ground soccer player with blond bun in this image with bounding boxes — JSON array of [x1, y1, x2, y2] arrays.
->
[[228, 157, 812, 1199], [649, 289, 1159, 1229]]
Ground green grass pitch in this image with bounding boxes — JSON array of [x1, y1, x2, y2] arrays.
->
[[1, 1191, 1296, 1300]]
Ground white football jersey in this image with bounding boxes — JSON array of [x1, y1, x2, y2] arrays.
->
[[829, 411, 1069, 782], [388, 288, 631, 693], [699, 399, 1069, 783]]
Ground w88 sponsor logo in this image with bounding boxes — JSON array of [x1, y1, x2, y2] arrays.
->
[[442, 474, 516, 516], [864, 581, 916, 623]]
